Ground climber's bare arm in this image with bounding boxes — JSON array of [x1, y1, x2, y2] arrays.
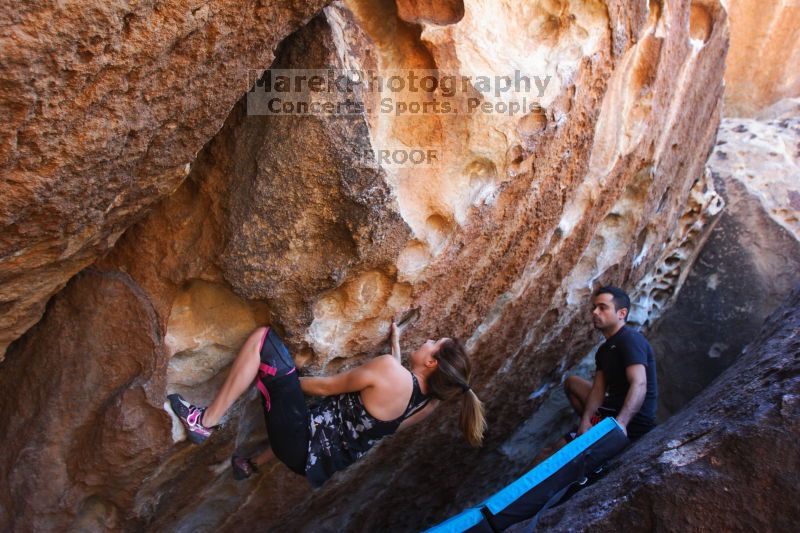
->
[[299, 355, 390, 396], [397, 399, 440, 431], [390, 320, 402, 362]]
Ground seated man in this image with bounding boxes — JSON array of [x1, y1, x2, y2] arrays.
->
[[564, 286, 658, 442]]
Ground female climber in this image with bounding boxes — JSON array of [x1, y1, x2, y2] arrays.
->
[[167, 320, 486, 487]]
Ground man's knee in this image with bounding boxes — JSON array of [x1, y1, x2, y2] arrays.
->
[[563, 375, 578, 396]]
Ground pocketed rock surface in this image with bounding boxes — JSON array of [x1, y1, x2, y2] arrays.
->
[[650, 108, 800, 417]]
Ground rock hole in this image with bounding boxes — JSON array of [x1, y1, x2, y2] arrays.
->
[[325, 356, 351, 374], [395, 0, 465, 25], [636, 228, 649, 254], [648, 0, 662, 27], [465, 157, 498, 188], [657, 187, 671, 213], [122, 13, 136, 36], [689, 3, 713, 43], [507, 144, 525, 165], [517, 108, 548, 144], [630, 36, 661, 97], [425, 213, 454, 250], [397, 240, 432, 282], [465, 157, 498, 205]]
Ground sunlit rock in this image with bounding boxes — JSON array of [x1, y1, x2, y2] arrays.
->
[[723, 0, 800, 117]]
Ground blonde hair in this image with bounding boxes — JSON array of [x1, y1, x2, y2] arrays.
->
[[428, 338, 487, 447]]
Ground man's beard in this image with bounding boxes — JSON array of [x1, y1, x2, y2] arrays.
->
[[593, 318, 611, 332]]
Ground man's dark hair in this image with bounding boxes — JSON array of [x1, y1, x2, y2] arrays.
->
[[594, 286, 631, 321]]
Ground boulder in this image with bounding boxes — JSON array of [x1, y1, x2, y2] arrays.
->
[[0, 0, 331, 359], [650, 111, 800, 417], [0, 269, 172, 531]]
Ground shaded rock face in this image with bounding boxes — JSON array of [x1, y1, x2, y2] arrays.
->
[[651, 113, 800, 417], [532, 284, 800, 532], [0, 269, 171, 531], [220, 15, 411, 353], [723, 0, 800, 117], [0, 0, 331, 359], [0, 0, 736, 531]]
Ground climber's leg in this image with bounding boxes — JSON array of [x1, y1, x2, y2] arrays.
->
[[563, 375, 592, 417], [168, 327, 265, 444], [259, 368, 309, 476], [202, 326, 267, 427]]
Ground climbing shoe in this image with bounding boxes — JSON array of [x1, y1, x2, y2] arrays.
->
[[231, 455, 259, 480], [167, 393, 214, 444]]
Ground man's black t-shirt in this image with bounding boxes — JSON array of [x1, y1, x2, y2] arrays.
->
[[594, 325, 658, 427]]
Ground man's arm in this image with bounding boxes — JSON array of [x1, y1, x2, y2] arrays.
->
[[615, 364, 647, 432], [397, 399, 440, 431], [578, 370, 606, 434], [300, 356, 388, 396]]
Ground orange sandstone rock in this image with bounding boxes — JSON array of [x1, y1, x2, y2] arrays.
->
[[0, 0, 331, 359]]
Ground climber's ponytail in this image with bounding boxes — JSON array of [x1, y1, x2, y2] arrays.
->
[[428, 338, 487, 447], [460, 388, 486, 447]]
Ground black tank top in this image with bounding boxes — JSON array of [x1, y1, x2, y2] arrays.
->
[[305, 372, 429, 487]]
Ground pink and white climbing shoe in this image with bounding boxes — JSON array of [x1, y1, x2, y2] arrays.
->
[[168, 394, 214, 444]]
